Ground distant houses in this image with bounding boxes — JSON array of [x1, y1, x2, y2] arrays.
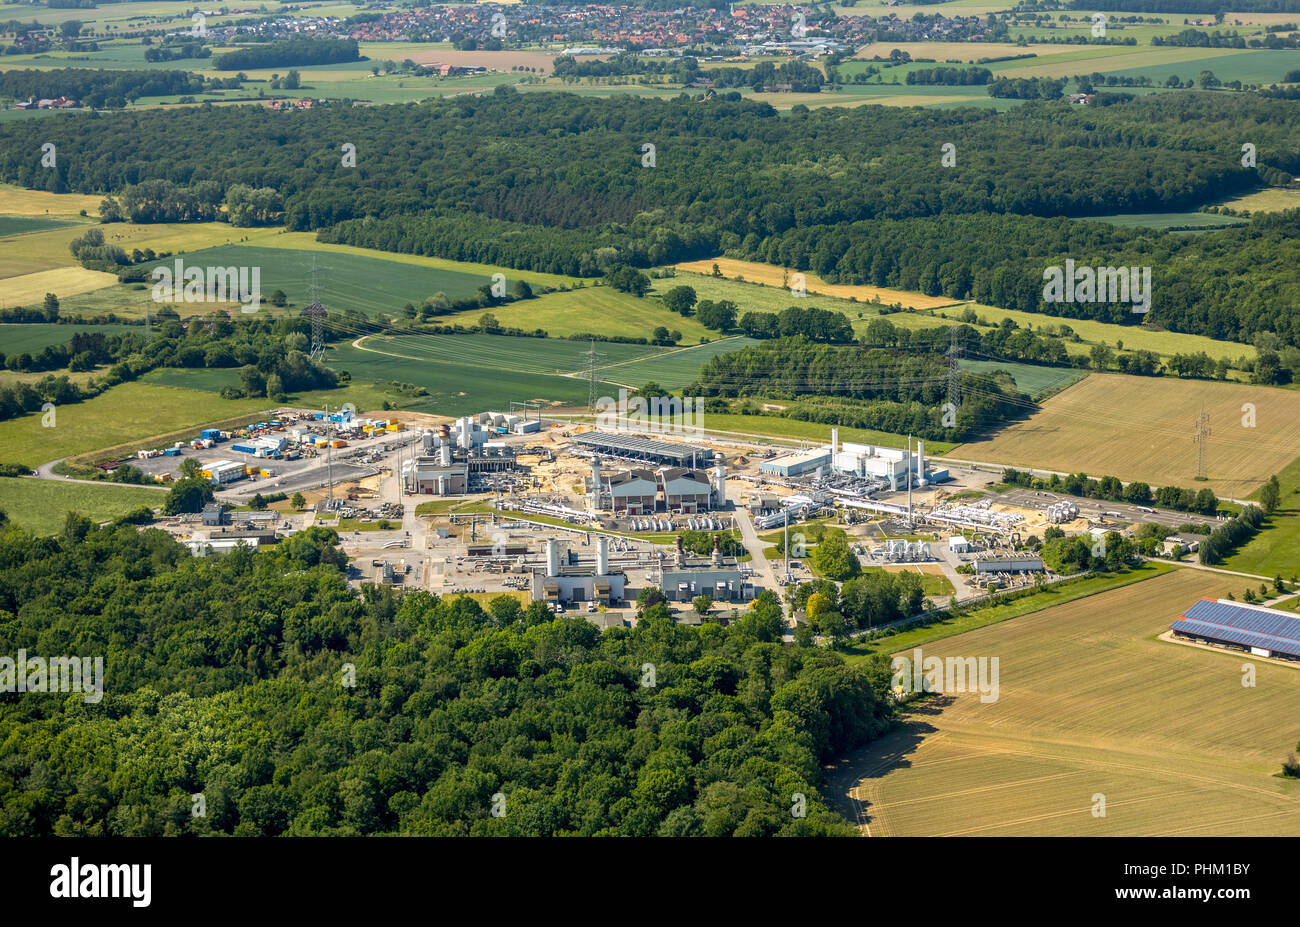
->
[[15, 96, 79, 110]]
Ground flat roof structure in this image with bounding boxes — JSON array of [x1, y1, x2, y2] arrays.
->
[[572, 432, 713, 468], [759, 450, 831, 477], [1171, 598, 1300, 659]]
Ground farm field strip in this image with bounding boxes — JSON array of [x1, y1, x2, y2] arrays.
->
[[953, 372, 1300, 499], [352, 332, 662, 376], [239, 232, 574, 289], [437, 285, 719, 343], [5, 266, 120, 304], [834, 567, 1300, 836], [672, 257, 959, 310]]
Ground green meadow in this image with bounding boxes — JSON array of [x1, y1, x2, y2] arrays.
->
[[146, 244, 491, 316], [0, 476, 165, 535]]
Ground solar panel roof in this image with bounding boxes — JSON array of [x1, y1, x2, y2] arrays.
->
[[1172, 598, 1300, 658]]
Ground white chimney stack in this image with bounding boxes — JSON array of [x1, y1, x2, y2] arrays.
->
[[596, 536, 609, 576], [439, 442, 452, 467], [916, 440, 925, 479], [546, 538, 560, 577], [831, 427, 839, 456], [712, 457, 726, 507]]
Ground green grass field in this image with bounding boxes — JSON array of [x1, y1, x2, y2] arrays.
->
[[147, 244, 490, 317], [356, 332, 661, 375], [1082, 211, 1248, 231], [594, 336, 758, 390], [0, 215, 78, 237], [0, 322, 140, 354], [0, 476, 164, 535], [325, 340, 612, 416], [437, 284, 720, 343], [942, 302, 1256, 367], [1222, 454, 1300, 578], [958, 358, 1087, 400], [0, 380, 272, 468], [684, 411, 961, 454]]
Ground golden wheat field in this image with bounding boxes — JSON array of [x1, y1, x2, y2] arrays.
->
[[825, 568, 1300, 836], [951, 373, 1300, 500]]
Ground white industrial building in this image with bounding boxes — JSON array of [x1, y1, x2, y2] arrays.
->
[[973, 556, 1045, 574], [604, 468, 659, 515], [591, 457, 728, 515], [659, 468, 713, 513], [659, 536, 755, 603], [200, 460, 245, 485], [532, 536, 627, 606]]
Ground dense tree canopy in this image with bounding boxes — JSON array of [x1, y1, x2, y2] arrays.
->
[[0, 522, 895, 836]]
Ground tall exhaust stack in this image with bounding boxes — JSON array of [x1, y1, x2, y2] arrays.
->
[[546, 538, 560, 577], [712, 456, 726, 508], [597, 536, 609, 576], [675, 535, 686, 568], [439, 442, 452, 467], [589, 457, 602, 509], [712, 534, 722, 567], [831, 427, 839, 457], [916, 439, 925, 481]]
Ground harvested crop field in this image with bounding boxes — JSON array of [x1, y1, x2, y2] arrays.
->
[[951, 373, 1300, 499], [825, 567, 1300, 836]]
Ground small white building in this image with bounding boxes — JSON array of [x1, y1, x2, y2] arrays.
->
[[948, 535, 971, 553]]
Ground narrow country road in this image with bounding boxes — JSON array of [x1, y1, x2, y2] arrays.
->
[[30, 458, 168, 491]]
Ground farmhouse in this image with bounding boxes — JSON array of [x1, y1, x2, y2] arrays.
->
[[1170, 598, 1300, 662]]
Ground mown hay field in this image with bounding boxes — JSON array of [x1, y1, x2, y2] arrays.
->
[[829, 568, 1300, 836], [951, 373, 1300, 499]]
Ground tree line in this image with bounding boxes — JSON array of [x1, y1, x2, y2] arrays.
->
[[1000, 468, 1219, 515], [212, 37, 359, 71], [0, 68, 226, 108], [689, 336, 1026, 442]]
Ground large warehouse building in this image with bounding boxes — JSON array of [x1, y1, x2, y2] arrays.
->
[[572, 432, 713, 468], [1171, 598, 1300, 662]]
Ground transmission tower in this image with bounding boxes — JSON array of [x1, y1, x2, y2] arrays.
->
[[300, 257, 327, 361], [1194, 402, 1211, 481], [583, 339, 606, 412], [946, 325, 961, 409]]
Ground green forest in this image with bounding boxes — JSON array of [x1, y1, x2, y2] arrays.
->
[[0, 521, 894, 836], [2, 91, 1298, 346]]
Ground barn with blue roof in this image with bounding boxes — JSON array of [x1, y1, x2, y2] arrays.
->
[[1171, 598, 1300, 662]]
